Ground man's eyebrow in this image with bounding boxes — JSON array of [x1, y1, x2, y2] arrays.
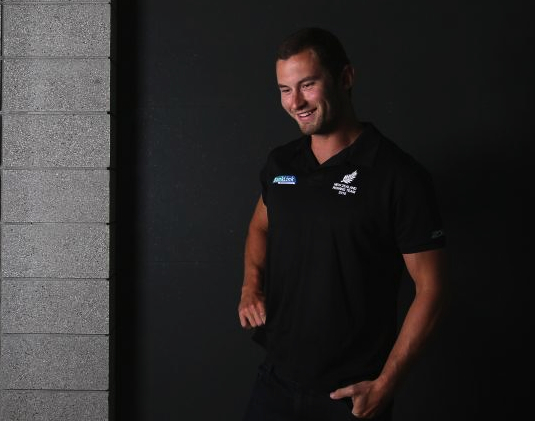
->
[[278, 76, 319, 89], [299, 76, 319, 84]]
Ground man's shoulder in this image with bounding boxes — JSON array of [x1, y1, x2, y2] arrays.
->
[[263, 136, 307, 165], [268, 136, 306, 158], [373, 129, 431, 177]]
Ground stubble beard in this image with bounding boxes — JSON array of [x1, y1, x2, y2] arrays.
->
[[295, 104, 336, 136], [297, 119, 320, 135]]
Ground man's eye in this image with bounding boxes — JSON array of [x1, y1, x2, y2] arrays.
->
[[280, 89, 291, 94], [302, 82, 314, 89]]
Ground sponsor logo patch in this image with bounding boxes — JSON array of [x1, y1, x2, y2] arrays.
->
[[273, 175, 297, 185]]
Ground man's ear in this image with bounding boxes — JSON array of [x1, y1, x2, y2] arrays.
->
[[340, 64, 355, 91]]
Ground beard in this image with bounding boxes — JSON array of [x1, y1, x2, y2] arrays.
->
[[295, 107, 338, 135]]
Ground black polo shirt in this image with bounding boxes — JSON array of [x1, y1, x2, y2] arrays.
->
[[251, 122, 445, 392]]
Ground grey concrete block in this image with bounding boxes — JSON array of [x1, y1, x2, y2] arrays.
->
[[2, 59, 109, 111], [0, 335, 108, 390], [4, 4, 110, 56], [0, 391, 108, 421], [2, 169, 110, 222], [1, 280, 109, 334], [2, 113, 110, 168], [3, 1, 106, 2], [1, 224, 109, 278]]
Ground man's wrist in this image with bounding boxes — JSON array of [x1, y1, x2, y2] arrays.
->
[[241, 279, 263, 294]]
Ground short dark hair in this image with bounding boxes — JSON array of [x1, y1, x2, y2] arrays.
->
[[276, 27, 350, 81]]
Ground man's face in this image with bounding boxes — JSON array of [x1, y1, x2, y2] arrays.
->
[[276, 49, 344, 135]]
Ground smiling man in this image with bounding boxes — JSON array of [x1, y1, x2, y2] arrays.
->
[[238, 27, 447, 421]]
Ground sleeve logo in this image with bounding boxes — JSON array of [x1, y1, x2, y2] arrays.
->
[[273, 175, 297, 185], [431, 229, 445, 239]]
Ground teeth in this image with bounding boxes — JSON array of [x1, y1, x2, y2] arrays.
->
[[299, 110, 313, 117]]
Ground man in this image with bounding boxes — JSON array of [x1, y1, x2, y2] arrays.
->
[[238, 27, 447, 421]]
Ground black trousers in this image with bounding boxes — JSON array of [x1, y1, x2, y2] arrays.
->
[[242, 361, 393, 421]]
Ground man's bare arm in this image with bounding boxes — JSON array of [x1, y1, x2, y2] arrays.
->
[[330, 248, 448, 418], [238, 196, 269, 329], [378, 248, 447, 387]]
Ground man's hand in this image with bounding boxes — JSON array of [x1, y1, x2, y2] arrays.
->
[[330, 379, 393, 419], [238, 287, 266, 329]]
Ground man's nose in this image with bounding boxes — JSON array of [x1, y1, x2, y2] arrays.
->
[[290, 90, 306, 110]]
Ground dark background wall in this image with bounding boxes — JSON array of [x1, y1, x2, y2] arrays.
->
[[115, 0, 534, 420]]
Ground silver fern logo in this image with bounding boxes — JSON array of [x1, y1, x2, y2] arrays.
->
[[333, 169, 358, 195], [341, 170, 358, 184]]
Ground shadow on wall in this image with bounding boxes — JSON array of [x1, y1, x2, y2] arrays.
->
[[113, 0, 142, 420]]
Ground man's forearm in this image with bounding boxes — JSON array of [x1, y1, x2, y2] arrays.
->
[[376, 285, 446, 393], [242, 197, 269, 292], [377, 249, 448, 393], [243, 225, 267, 292], [239, 199, 269, 329]]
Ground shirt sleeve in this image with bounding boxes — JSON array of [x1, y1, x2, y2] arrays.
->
[[394, 164, 446, 254], [259, 156, 270, 206]]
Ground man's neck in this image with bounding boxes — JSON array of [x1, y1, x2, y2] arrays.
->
[[310, 120, 364, 165]]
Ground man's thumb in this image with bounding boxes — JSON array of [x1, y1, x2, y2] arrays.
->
[[330, 385, 353, 399]]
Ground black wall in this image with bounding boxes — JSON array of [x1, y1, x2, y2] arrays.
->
[[115, 1, 534, 419]]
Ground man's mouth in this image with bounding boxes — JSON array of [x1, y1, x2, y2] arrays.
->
[[296, 109, 316, 119]]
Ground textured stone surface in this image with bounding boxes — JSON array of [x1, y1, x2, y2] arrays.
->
[[4, 4, 110, 56], [2, 114, 110, 168], [3, 1, 107, 2], [0, 391, 108, 421], [2, 169, 109, 222], [1, 224, 109, 278], [2, 59, 109, 111], [0, 335, 108, 390], [0, 3, 112, 421], [1, 280, 109, 334]]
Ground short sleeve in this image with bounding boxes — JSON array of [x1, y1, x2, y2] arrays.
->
[[259, 156, 270, 206], [394, 165, 446, 254]]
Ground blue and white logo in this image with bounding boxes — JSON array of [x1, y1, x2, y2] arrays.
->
[[273, 175, 297, 185]]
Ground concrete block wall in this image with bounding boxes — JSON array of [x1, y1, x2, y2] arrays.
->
[[0, 1, 112, 420]]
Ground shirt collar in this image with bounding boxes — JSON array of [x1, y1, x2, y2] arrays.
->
[[296, 122, 381, 170]]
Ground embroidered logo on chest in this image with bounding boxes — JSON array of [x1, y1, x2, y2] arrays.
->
[[332, 170, 358, 195]]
